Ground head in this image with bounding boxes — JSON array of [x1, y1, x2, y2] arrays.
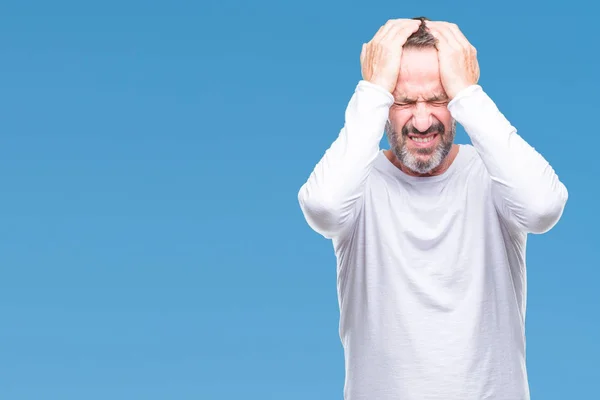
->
[[385, 17, 457, 176]]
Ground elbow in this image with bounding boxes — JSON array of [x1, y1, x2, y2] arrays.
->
[[523, 185, 569, 234], [298, 185, 344, 239]]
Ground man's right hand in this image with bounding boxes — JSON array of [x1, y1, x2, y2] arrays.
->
[[360, 19, 422, 94]]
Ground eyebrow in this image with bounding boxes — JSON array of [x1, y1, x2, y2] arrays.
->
[[394, 93, 449, 103]]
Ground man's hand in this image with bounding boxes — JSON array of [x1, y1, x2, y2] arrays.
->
[[426, 21, 480, 99], [361, 19, 421, 93]]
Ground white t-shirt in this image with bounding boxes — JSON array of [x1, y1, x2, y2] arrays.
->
[[298, 81, 568, 400]]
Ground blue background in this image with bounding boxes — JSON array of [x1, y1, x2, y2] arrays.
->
[[1, 0, 597, 399]]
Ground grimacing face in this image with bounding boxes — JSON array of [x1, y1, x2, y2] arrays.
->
[[385, 47, 456, 175]]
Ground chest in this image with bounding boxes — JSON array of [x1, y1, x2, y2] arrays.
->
[[359, 170, 500, 254]]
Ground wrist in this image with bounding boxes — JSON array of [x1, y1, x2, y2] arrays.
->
[[365, 77, 394, 94], [447, 84, 482, 108], [445, 80, 479, 100], [357, 80, 395, 103]]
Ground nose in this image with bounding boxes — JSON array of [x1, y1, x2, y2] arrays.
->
[[411, 103, 433, 133]]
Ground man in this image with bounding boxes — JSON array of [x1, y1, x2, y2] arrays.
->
[[297, 17, 568, 400]]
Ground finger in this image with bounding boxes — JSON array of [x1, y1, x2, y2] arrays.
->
[[381, 20, 419, 46], [368, 20, 393, 45], [429, 22, 473, 52], [444, 23, 471, 46], [374, 20, 394, 39], [374, 19, 407, 40], [428, 23, 462, 51], [425, 23, 446, 48], [438, 23, 462, 46], [382, 19, 421, 45], [439, 23, 470, 54], [423, 21, 444, 45], [429, 22, 481, 81], [445, 23, 477, 54]]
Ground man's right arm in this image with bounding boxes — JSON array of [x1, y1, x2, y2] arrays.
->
[[297, 19, 422, 239], [297, 81, 393, 239]]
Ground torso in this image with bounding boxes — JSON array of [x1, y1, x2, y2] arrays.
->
[[334, 145, 530, 400]]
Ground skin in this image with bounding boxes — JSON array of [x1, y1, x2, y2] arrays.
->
[[360, 19, 480, 177], [385, 47, 458, 176]]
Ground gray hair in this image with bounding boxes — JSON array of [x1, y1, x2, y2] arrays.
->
[[404, 17, 437, 49]]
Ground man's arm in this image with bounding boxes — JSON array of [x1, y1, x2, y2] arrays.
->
[[449, 85, 568, 233], [298, 19, 421, 238], [427, 21, 568, 234], [298, 81, 392, 238]]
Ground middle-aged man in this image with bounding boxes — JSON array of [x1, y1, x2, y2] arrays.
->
[[297, 17, 568, 400]]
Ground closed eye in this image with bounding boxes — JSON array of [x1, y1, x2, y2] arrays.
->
[[393, 100, 448, 108]]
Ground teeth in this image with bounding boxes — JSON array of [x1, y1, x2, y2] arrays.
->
[[411, 135, 435, 143]]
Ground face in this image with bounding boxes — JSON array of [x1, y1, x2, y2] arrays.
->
[[385, 47, 456, 175]]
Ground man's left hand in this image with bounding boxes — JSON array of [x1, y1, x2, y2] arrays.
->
[[426, 21, 480, 100]]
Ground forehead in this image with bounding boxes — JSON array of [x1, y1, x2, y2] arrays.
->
[[393, 48, 445, 100]]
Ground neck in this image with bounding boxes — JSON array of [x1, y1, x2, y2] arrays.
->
[[384, 144, 460, 177]]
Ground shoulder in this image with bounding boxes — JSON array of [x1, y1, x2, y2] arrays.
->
[[455, 144, 479, 168], [454, 144, 488, 178], [443, 144, 496, 197]]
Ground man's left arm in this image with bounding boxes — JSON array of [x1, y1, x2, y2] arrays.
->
[[448, 85, 568, 234], [427, 21, 568, 234]]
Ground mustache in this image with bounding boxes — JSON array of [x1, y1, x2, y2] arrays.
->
[[401, 121, 445, 136]]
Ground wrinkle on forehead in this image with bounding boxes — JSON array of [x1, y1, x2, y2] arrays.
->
[[394, 48, 446, 101], [393, 83, 447, 102]]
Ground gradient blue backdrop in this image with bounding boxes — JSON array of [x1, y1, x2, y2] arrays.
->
[[0, 0, 598, 399]]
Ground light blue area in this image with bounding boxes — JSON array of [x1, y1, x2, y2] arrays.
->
[[0, 1, 597, 399]]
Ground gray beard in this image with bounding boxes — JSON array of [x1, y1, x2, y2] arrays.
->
[[385, 119, 456, 175]]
